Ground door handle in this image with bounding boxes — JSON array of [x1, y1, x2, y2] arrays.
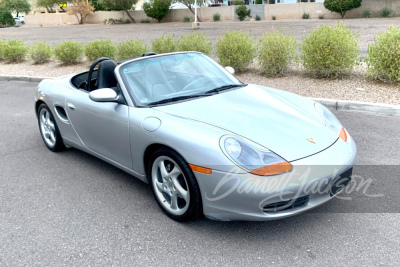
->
[[67, 103, 75, 111]]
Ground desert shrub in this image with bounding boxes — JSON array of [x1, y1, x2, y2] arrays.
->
[[0, 39, 7, 59], [236, 5, 251, 21], [302, 12, 310, 19], [319, 14, 325, 19], [272, 15, 276, 20], [366, 26, 400, 83], [255, 0, 262, 4], [54, 41, 84, 64], [183, 16, 192, 22], [380, 7, 393, 17], [151, 34, 176, 54], [233, 0, 244, 5], [116, 39, 147, 61], [67, 0, 95, 24], [141, 18, 151, 23], [30, 42, 52, 64], [2, 40, 29, 62], [255, 14, 261, 21], [213, 13, 221, 22], [0, 8, 15, 27], [300, 22, 359, 78], [84, 40, 116, 61], [143, 0, 172, 23], [177, 32, 212, 55], [258, 31, 298, 75], [216, 31, 256, 72], [324, 0, 362, 18], [362, 9, 374, 18]]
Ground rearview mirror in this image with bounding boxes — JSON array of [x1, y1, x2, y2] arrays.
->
[[225, 66, 235, 75], [89, 88, 118, 102]]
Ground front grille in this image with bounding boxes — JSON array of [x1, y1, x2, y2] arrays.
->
[[262, 195, 309, 213]]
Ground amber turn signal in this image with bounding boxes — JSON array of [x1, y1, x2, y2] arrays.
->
[[189, 164, 212, 174], [339, 128, 348, 142], [250, 162, 293, 176]]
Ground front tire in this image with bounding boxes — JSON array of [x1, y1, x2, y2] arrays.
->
[[37, 103, 65, 152], [148, 148, 202, 221]]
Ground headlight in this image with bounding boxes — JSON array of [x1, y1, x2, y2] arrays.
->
[[314, 102, 348, 142], [220, 136, 292, 176]]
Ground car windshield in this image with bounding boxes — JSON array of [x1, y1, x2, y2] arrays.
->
[[119, 53, 244, 106]]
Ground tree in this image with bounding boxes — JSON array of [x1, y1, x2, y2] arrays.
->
[[235, 4, 251, 21], [0, 7, 15, 27], [99, 0, 138, 23], [36, 0, 59, 13], [0, 0, 31, 17], [324, 0, 362, 19], [67, 0, 94, 24], [174, 0, 201, 22], [143, 0, 171, 23]]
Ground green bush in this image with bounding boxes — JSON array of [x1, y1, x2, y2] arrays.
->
[[84, 40, 116, 61], [143, 0, 172, 23], [183, 16, 192, 22], [362, 9, 374, 18], [302, 12, 310, 19], [300, 22, 359, 78], [54, 41, 84, 64], [380, 7, 393, 17], [233, 0, 244, 5], [0, 8, 15, 27], [213, 13, 221, 22], [324, 0, 362, 18], [30, 42, 52, 64], [258, 31, 298, 75], [116, 39, 147, 61], [177, 32, 212, 55], [272, 15, 276, 20], [141, 18, 151, 23], [255, 14, 261, 21], [367, 26, 400, 83], [255, 0, 262, 4], [2, 40, 29, 62], [236, 5, 251, 21], [151, 35, 176, 54], [216, 31, 256, 72], [0, 39, 7, 59]]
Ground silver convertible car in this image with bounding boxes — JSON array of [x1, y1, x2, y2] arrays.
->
[[35, 52, 357, 221]]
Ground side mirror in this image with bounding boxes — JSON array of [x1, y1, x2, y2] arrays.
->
[[89, 88, 118, 102], [225, 66, 235, 75]]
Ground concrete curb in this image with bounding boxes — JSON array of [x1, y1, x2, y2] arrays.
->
[[1, 75, 399, 117], [0, 75, 51, 83], [312, 98, 400, 117]]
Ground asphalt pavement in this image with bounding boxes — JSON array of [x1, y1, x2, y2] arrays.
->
[[1, 81, 399, 266]]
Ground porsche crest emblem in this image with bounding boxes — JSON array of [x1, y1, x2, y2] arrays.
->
[[307, 137, 316, 144]]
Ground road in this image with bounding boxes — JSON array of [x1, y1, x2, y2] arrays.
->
[[0, 81, 399, 266]]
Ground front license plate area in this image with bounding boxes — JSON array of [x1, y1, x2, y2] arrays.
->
[[330, 167, 353, 196]]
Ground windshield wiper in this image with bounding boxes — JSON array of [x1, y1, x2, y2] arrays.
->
[[204, 83, 247, 94], [148, 94, 211, 106]]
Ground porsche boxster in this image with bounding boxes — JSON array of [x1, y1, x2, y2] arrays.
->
[[35, 52, 357, 221]]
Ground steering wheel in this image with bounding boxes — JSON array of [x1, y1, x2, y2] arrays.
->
[[181, 77, 212, 92], [86, 57, 111, 91]]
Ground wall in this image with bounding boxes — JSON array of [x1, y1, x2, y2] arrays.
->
[[25, 0, 400, 26]]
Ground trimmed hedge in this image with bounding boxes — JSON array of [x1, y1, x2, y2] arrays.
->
[[54, 41, 84, 64]]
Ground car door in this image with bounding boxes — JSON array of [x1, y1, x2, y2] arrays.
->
[[65, 89, 132, 169]]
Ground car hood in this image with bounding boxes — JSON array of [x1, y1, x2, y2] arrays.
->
[[153, 85, 339, 162]]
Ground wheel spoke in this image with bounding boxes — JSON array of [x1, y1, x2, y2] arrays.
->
[[173, 178, 189, 202], [44, 131, 50, 139], [155, 181, 165, 193], [41, 113, 46, 124], [170, 193, 178, 210], [48, 120, 55, 131], [45, 111, 50, 124], [158, 160, 168, 178], [49, 131, 56, 143], [169, 166, 181, 179]]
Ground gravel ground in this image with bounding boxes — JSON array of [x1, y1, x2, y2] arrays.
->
[[1, 18, 400, 105]]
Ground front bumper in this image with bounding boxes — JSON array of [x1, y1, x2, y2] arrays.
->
[[195, 135, 357, 221]]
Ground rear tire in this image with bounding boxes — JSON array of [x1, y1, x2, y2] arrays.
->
[[148, 148, 202, 222], [37, 103, 65, 152]]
